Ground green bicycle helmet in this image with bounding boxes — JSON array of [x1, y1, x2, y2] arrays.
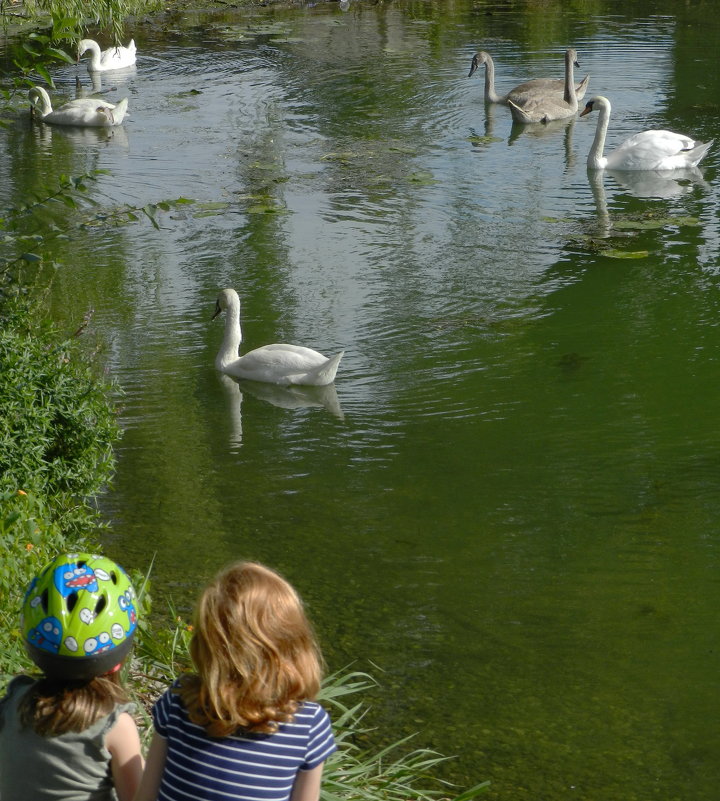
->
[[22, 552, 138, 681]]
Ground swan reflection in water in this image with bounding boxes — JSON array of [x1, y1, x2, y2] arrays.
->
[[30, 118, 129, 149], [218, 374, 344, 450], [587, 166, 711, 236], [73, 64, 137, 99], [506, 115, 578, 175], [606, 167, 710, 199], [508, 115, 576, 168]]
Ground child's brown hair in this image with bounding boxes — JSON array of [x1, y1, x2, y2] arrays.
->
[[178, 561, 322, 737]]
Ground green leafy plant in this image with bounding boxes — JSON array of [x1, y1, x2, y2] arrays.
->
[[5, 1, 161, 48], [0, 293, 122, 535], [0, 12, 77, 119]]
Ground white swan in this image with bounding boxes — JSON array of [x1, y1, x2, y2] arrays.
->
[[507, 48, 581, 123], [212, 288, 344, 386], [468, 50, 589, 105], [29, 86, 128, 127], [580, 95, 713, 170], [78, 38, 136, 71]]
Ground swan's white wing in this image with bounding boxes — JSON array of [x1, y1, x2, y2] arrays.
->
[[243, 343, 328, 367], [607, 130, 704, 170], [47, 106, 113, 126], [231, 344, 327, 383], [46, 97, 127, 126], [230, 344, 343, 386], [99, 45, 136, 69], [55, 97, 118, 111]]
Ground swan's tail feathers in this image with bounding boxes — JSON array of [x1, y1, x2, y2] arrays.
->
[[309, 350, 344, 386], [688, 139, 713, 167], [575, 74, 590, 100], [112, 98, 129, 124], [507, 98, 531, 124]]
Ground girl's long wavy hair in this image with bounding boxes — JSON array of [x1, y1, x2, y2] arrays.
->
[[178, 561, 322, 737]]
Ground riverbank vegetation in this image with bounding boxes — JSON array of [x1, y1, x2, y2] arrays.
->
[[1, 0, 162, 43]]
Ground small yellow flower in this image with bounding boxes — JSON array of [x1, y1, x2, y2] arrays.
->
[[25, 543, 34, 551], [186, 625, 194, 632], [17, 489, 27, 496]]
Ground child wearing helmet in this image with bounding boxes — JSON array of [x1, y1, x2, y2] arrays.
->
[[0, 552, 144, 801], [134, 561, 336, 801]]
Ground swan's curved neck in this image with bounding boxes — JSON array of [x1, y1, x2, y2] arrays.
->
[[84, 41, 102, 68], [217, 301, 243, 369], [588, 102, 610, 169], [563, 52, 577, 105], [482, 56, 504, 104], [31, 87, 52, 117]]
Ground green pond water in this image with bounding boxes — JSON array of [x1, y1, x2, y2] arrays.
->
[[2, 0, 720, 797]]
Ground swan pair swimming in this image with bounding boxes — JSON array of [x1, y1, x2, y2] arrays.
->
[[580, 95, 713, 170], [28, 38, 135, 127], [469, 48, 589, 123], [213, 289, 343, 386], [29, 86, 129, 127], [77, 39, 137, 71]]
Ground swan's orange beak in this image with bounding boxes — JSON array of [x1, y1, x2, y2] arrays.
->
[[579, 102, 593, 117]]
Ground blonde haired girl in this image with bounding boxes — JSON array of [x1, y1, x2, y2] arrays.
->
[[134, 562, 336, 801]]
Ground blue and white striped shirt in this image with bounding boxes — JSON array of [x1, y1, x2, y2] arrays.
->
[[152, 686, 336, 801]]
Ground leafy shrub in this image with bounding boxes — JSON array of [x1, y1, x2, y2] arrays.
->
[[0, 294, 122, 535]]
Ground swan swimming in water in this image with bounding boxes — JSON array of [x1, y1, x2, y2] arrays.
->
[[212, 288, 344, 386], [468, 49, 589, 105], [77, 39, 137, 71], [29, 86, 128, 127], [580, 95, 713, 170], [507, 48, 581, 123]]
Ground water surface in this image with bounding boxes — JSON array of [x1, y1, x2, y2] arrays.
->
[[2, 1, 720, 797]]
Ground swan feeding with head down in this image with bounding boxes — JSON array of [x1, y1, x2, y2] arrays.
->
[[580, 95, 713, 170], [468, 49, 589, 106], [78, 39, 137, 71], [29, 86, 128, 127], [212, 289, 344, 386], [507, 48, 582, 123]]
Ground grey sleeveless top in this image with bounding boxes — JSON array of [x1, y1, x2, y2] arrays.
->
[[0, 675, 134, 801]]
